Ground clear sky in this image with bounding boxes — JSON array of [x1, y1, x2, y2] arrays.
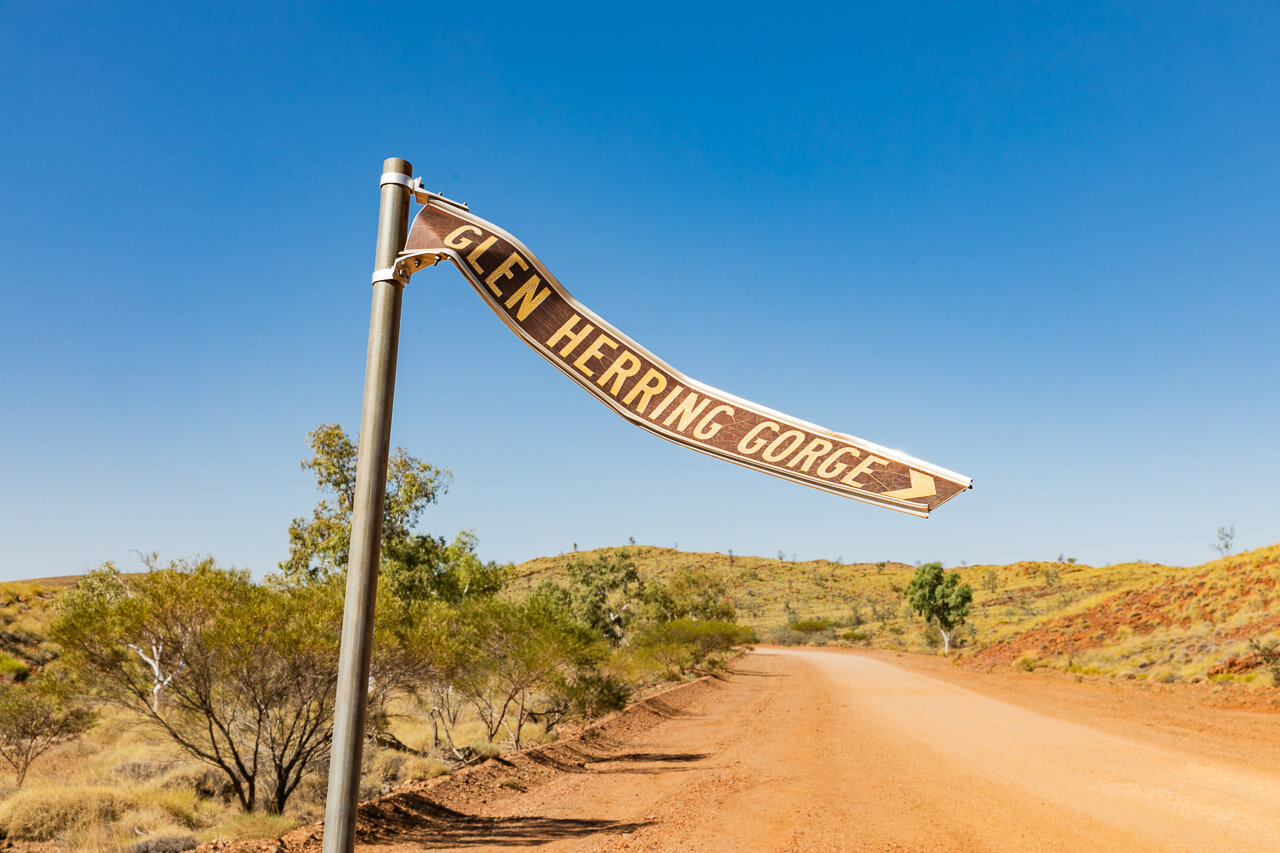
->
[[2, 2, 1277, 582]]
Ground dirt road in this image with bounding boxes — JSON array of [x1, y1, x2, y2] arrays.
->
[[273, 647, 1280, 852]]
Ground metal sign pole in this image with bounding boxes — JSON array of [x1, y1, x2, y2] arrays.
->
[[321, 157, 413, 853]]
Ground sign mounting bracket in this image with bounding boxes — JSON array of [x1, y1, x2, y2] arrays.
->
[[371, 175, 468, 285]]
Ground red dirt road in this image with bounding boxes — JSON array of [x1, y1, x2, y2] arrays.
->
[[266, 648, 1280, 852]]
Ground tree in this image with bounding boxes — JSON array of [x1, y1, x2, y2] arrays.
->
[[903, 562, 973, 655], [0, 674, 95, 787], [279, 423, 450, 582], [455, 598, 603, 748], [630, 619, 755, 678], [368, 595, 472, 757], [52, 558, 392, 813], [381, 529, 509, 605], [558, 550, 644, 646], [1212, 524, 1236, 557], [641, 568, 736, 623], [1248, 637, 1280, 686]]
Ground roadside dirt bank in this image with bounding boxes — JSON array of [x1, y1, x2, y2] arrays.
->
[[200, 646, 1280, 851]]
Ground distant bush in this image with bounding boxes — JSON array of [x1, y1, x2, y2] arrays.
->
[[558, 670, 632, 716], [763, 625, 807, 646], [114, 758, 172, 783], [0, 656, 29, 683], [158, 764, 233, 801], [631, 620, 754, 676], [1248, 637, 1280, 686], [131, 836, 197, 853], [214, 811, 297, 843], [1012, 653, 1043, 672], [791, 618, 836, 634]]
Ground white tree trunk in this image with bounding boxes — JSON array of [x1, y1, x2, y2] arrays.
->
[[128, 641, 184, 712]]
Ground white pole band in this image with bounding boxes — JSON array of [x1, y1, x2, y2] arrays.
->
[[380, 172, 415, 189], [371, 266, 406, 285]]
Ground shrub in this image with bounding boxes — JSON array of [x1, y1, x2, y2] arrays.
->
[[631, 620, 754, 676], [131, 836, 198, 853], [0, 656, 29, 683], [159, 764, 235, 801], [1012, 653, 1042, 672], [454, 596, 606, 748], [0, 675, 96, 786], [53, 560, 351, 813], [400, 755, 449, 782], [215, 811, 297, 843], [1248, 637, 1280, 686], [114, 758, 173, 783], [0, 784, 126, 841], [763, 625, 802, 646], [558, 670, 632, 717]]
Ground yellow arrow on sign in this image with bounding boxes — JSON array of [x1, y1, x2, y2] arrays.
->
[[880, 470, 937, 501]]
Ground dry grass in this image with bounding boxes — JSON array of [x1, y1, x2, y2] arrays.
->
[[0, 782, 206, 845], [214, 812, 298, 843], [514, 543, 1280, 686], [512, 546, 918, 629], [5, 543, 1277, 848]]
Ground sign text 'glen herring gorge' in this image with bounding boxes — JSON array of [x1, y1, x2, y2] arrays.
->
[[403, 200, 972, 517]]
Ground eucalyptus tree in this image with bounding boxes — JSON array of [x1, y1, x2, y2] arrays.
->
[[903, 562, 973, 655], [279, 423, 450, 583]]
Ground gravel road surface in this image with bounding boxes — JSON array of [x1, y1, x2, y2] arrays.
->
[[263, 647, 1280, 852]]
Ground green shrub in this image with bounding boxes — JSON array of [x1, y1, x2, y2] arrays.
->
[[558, 670, 632, 716], [1012, 653, 1042, 671], [1248, 637, 1280, 686], [763, 625, 805, 646], [630, 619, 754, 676], [0, 656, 29, 683], [399, 755, 449, 781], [791, 618, 836, 634]]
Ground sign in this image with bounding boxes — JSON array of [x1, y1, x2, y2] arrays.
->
[[403, 199, 972, 517]]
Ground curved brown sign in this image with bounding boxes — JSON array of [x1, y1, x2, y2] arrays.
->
[[404, 200, 972, 517]]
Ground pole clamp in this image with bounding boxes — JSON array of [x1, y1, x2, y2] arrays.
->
[[371, 172, 469, 285], [371, 250, 450, 286], [380, 171, 415, 190]]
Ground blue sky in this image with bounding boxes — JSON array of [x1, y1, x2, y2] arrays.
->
[[2, 2, 1277, 582]]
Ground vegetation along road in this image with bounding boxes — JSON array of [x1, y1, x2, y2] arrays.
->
[[268, 646, 1280, 852]]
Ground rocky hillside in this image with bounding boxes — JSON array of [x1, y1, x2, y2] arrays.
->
[[514, 543, 1280, 685]]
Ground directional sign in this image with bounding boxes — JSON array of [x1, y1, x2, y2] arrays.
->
[[402, 199, 972, 516]]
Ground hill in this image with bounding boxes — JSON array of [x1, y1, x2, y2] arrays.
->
[[9, 545, 1280, 688], [514, 543, 1280, 685], [0, 576, 77, 681]]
